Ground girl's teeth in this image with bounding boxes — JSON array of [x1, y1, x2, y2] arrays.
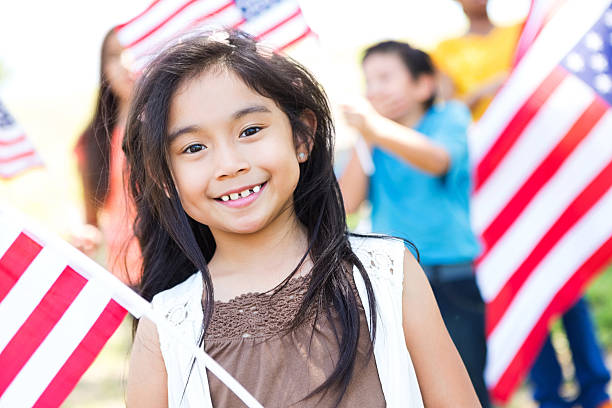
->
[[240, 189, 251, 198], [221, 195, 230, 201], [229, 193, 240, 200], [252, 185, 261, 193]]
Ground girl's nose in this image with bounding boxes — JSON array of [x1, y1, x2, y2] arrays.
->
[[213, 144, 251, 179]]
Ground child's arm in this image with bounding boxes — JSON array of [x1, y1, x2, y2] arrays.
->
[[338, 148, 369, 214], [126, 317, 169, 408], [401, 250, 481, 407]]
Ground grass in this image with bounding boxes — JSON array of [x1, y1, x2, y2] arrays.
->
[[587, 264, 612, 351]]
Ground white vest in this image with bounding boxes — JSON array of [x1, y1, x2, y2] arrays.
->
[[152, 236, 424, 407]]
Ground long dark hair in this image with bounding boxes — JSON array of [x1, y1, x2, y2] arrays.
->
[[76, 28, 120, 221], [123, 31, 377, 404], [363, 40, 437, 110]]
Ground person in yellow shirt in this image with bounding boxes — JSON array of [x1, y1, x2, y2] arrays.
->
[[431, 0, 521, 120]]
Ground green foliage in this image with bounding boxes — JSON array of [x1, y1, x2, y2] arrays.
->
[[586, 263, 612, 351]]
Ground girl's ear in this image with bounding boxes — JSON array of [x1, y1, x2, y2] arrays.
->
[[415, 74, 436, 104], [296, 109, 316, 162]]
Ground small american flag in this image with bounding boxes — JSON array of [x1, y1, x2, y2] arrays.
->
[[116, 0, 313, 70], [0, 205, 262, 407], [471, 0, 612, 401], [0, 99, 43, 179]]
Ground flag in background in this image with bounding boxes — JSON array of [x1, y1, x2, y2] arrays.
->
[[470, 0, 612, 401], [0, 99, 43, 179], [513, 0, 568, 67], [116, 0, 313, 70]]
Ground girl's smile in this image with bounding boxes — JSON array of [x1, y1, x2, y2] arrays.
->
[[214, 181, 267, 209]]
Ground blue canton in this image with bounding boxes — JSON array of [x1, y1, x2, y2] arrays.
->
[[234, 0, 282, 20], [561, 5, 612, 106], [0, 100, 16, 129]]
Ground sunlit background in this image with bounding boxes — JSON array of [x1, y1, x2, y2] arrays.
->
[[0, 0, 529, 233], [1, 1, 553, 407]]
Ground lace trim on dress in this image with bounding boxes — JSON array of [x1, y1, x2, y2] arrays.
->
[[205, 274, 310, 341]]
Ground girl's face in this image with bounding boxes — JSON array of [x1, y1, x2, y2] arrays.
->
[[363, 52, 432, 121], [167, 69, 305, 236], [103, 32, 134, 103]]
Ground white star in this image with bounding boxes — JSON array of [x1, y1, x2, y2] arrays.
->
[[590, 53, 609, 72], [605, 9, 612, 27], [566, 53, 585, 72], [585, 32, 604, 51], [595, 74, 612, 94]]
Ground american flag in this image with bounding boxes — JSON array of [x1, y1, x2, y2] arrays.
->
[[116, 0, 313, 70], [0, 99, 43, 179], [471, 0, 612, 401], [0, 205, 262, 407], [513, 0, 568, 67]]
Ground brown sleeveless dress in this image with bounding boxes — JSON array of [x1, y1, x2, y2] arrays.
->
[[204, 275, 386, 407]]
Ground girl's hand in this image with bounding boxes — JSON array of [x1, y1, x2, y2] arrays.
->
[[71, 224, 103, 256]]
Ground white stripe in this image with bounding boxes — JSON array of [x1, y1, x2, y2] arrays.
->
[[470, 0, 610, 164], [240, 0, 300, 36], [127, 0, 237, 57], [0, 284, 110, 407], [0, 247, 66, 352], [477, 111, 612, 301], [0, 126, 23, 141], [255, 13, 308, 49], [485, 184, 612, 386], [0, 155, 42, 178], [0, 138, 38, 159], [472, 76, 594, 233], [116, 0, 187, 45], [0, 218, 21, 259]]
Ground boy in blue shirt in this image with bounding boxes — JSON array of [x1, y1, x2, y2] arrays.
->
[[339, 40, 489, 407]]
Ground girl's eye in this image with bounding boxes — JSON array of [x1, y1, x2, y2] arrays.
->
[[183, 144, 206, 154], [240, 126, 262, 138]]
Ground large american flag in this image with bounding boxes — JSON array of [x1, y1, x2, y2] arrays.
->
[[471, 0, 612, 401], [116, 0, 313, 70], [0, 204, 263, 407], [0, 99, 43, 179], [513, 0, 567, 67]]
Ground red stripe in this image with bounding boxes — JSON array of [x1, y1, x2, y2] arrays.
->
[[0, 233, 42, 302], [0, 149, 38, 164], [115, 0, 162, 32], [189, 1, 236, 28], [486, 158, 612, 337], [33, 300, 127, 407], [489, 235, 612, 403], [126, 0, 201, 48], [255, 8, 301, 40], [232, 17, 248, 29], [478, 97, 608, 260], [0, 267, 86, 396], [275, 27, 312, 51], [0, 133, 26, 146], [475, 66, 567, 192]]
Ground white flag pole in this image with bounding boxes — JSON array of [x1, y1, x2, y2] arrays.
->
[[0, 203, 264, 408], [354, 136, 375, 176]]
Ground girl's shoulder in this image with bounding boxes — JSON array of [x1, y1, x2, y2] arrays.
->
[[349, 234, 406, 286], [151, 272, 204, 326]]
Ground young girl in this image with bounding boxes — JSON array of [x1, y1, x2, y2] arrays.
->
[[124, 31, 479, 407], [73, 27, 140, 283]]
